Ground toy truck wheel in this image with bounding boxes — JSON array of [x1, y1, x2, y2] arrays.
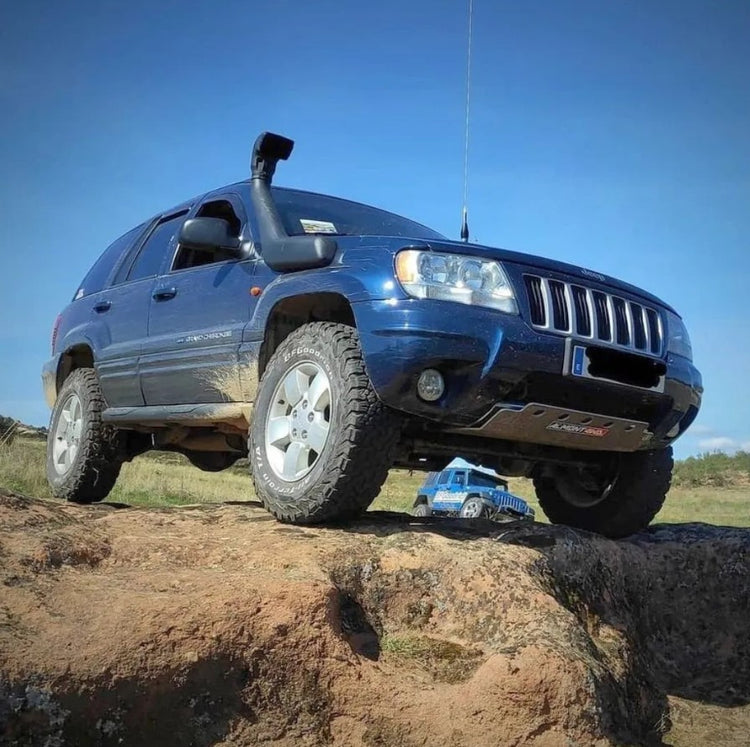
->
[[459, 496, 488, 519], [533, 447, 673, 538], [46, 368, 123, 504], [413, 503, 432, 517], [249, 322, 400, 524]]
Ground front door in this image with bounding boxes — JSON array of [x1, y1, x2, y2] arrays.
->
[[140, 194, 259, 405]]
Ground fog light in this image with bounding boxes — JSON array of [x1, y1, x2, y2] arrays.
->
[[417, 369, 445, 402]]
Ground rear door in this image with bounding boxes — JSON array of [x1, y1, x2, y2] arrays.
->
[[94, 213, 187, 406], [140, 193, 258, 405]]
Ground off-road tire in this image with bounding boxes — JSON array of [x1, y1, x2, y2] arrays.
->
[[533, 447, 674, 538], [186, 451, 239, 472], [249, 322, 400, 523], [459, 496, 488, 519], [413, 503, 432, 517], [46, 368, 123, 504]]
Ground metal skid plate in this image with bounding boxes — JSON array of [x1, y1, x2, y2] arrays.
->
[[448, 402, 650, 452]]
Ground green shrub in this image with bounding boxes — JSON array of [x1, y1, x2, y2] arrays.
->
[[672, 451, 750, 488]]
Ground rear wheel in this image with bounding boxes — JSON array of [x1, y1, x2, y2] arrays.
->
[[46, 368, 123, 504], [249, 322, 400, 523], [533, 447, 673, 538]]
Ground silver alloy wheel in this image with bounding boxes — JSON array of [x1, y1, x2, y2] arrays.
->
[[264, 361, 332, 482], [461, 499, 484, 518], [52, 393, 83, 475]]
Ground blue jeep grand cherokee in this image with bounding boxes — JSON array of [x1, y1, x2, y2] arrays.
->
[[42, 132, 702, 537]]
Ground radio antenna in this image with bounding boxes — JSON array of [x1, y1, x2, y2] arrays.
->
[[460, 0, 474, 242]]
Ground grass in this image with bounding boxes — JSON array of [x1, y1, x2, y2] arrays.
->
[[0, 438, 251, 508], [1, 437, 748, 527], [380, 633, 484, 683]]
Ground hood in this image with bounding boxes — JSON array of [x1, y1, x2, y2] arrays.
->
[[426, 239, 675, 313], [359, 235, 675, 313]]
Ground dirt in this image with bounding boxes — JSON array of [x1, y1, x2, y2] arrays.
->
[[0, 490, 748, 746]]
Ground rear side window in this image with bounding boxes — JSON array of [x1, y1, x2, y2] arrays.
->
[[126, 212, 187, 282], [74, 222, 147, 299]]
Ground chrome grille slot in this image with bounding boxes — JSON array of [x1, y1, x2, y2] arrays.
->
[[645, 308, 661, 355], [549, 280, 570, 331], [612, 297, 629, 345], [524, 276, 546, 326], [630, 302, 646, 349], [592, 291, 611, 341], [571, 286, 591, 336], [523, 274, 664, 356]]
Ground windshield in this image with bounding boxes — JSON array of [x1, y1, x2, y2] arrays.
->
[[272, 187, 446, 240], [470, 471, 507, 490]]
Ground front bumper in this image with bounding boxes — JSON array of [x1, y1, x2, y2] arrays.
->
[[353, 299, 702, 451]]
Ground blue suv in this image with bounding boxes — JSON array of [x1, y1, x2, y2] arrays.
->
[[414, 467, 534, 521], [42, 132, 702, 537]]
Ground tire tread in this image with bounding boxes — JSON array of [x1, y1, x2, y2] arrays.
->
[[47, 368, 122, 504]]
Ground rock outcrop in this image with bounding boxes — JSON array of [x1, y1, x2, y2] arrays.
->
[[0, 491, 748, 746]]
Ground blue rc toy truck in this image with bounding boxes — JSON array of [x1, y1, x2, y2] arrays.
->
[[414, 467, 535, 521], [43, 131, 701, 537]]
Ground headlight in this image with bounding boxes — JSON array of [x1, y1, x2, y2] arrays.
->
[[666, 311, 693, 360], [395, 250, 518, 313]]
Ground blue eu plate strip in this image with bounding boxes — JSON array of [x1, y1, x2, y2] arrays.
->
[[573, 346, 586, 376]]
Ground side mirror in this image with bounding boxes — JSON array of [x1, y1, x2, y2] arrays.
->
[[178, 217, 241, 254]]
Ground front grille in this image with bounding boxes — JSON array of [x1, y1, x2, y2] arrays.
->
[[496, 494, 529, 516], [523, 275, 664, 356]]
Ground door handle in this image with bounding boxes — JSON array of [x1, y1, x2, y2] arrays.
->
[[93, 301, 111, 313], [153, 287, 177, 301]]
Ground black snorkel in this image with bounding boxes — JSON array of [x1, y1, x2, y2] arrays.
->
[[249, 132, 337, 272]]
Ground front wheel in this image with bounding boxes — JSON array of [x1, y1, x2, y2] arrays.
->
[[459, 496, 489, 519], [249, 322, 400, 524], [533, 447, 673, 538]]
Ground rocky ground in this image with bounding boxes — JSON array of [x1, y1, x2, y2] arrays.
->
[[0, 490, 748, 746]]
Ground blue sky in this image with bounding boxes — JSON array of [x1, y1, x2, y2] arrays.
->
[[1, 0, 748, 459]]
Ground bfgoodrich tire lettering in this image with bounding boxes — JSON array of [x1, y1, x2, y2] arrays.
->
[[249, 322, 400, 523], [46, 368, 123, 504], [533, 447, 674, 538]]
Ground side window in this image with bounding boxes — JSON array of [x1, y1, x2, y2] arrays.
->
[[74, 222, 148, 299], [451, 471, 465, 486], [171, 199, 243, 271], [437, 471, 451, 486], [126, 212, 187, 282]]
